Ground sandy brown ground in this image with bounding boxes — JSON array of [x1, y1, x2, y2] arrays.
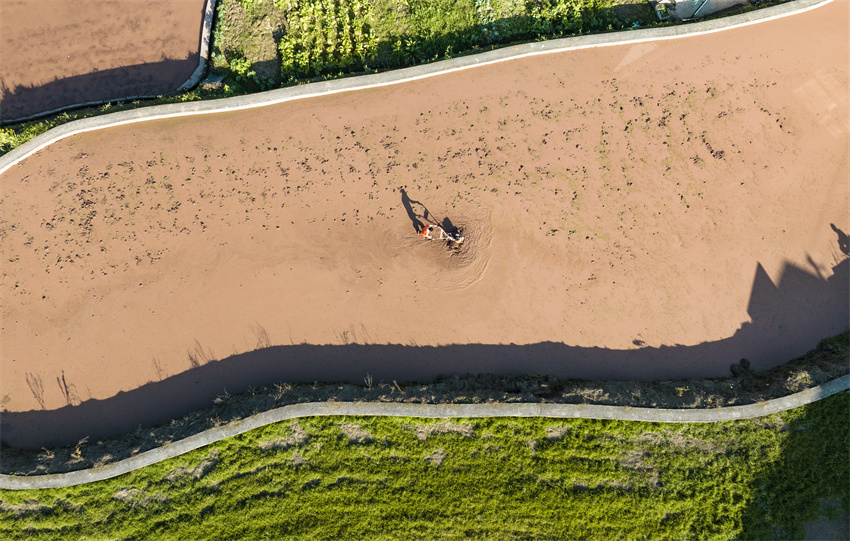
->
[[1, 1, 847, 416], [0, 0, 206, 122]]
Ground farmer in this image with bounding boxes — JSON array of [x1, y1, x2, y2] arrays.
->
[[419, 224, 443, 240], [419, 223, 464, 244]]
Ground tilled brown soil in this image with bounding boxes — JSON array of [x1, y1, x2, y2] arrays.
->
[[0, 1, 847, 447], [0, 0, 206, 122]]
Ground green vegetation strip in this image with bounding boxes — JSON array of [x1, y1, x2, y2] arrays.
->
[[2, 374, 847, 491], [1, 392, 847, 539]]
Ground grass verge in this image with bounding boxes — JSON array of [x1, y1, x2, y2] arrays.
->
[[1, 391, 847, 539], [0, 86, 243, 156], [2, 332, 847, 478]]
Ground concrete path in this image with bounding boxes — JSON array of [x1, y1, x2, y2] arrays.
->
[[1, 374, 847, 490], [0, 0, 833, 176]]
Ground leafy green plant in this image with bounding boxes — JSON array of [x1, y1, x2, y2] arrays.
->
[[229, 54, 255, 80], [279, 0, 378, 81]]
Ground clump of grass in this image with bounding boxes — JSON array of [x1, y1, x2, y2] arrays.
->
[[258, 420, 309, 450], [339, 423, 373, 444], [1, 393, 846, 540], [819, 332, 849, 353]]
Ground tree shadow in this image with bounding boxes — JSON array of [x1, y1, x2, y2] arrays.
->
[[831, 224, 849, 256], [1, 253, 846, 450], [739, 391, 849, 539], [1, 0, 211, 124], [0, 54, 200, 125]]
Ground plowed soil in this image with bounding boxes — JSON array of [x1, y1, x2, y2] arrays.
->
[[0, 0, 206, 122], [1, 1, 847, 418]]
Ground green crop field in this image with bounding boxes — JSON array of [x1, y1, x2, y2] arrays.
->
[[211, 0, 657, 89], [1, 391, 847, 540]]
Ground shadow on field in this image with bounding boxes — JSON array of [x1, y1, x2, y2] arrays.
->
[[1, 257, 847, 450], [0, 53, 200, 125], [399, 188, 426, 233], [739, 391, 849, 539]]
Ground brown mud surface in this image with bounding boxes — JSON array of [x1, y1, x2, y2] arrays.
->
[[0, 2, 848, 447], [0, 0, 207, 123]]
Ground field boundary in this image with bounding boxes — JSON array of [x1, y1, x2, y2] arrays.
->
[[176, 0, 218, 93], [1, 374, 847, 490], [0, 0, 832, 176], [0, 0, 218, 126]]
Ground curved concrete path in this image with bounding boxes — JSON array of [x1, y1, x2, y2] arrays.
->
[[1, 374, 847, 490], [0, 0, 832, 175]]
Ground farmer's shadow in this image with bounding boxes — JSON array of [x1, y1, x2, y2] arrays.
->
[[831, 224, 849, 255], [400, 188, 427, 233], [399, 188, 463, 239]]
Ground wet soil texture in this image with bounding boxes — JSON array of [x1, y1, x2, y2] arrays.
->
[[0, 0, 207, 122], [0, 1, 847, 414]]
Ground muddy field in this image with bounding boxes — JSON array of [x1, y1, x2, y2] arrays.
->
[[0, 0, 206, 122], [0, 0, 847, 434]]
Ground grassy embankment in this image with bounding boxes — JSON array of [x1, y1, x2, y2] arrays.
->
[[1, 388, 847, 539], [2, 0, 763, 156]]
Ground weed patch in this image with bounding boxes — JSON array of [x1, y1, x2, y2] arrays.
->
[[258, 420, 309, 450], [408, 420, 474, 440], [339, 423, 373, 444]]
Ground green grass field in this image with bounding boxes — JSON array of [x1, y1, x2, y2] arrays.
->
[[1, 391, 846, 540]]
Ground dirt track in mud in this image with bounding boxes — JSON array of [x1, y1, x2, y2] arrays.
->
[[1, 1, 847, 418]]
